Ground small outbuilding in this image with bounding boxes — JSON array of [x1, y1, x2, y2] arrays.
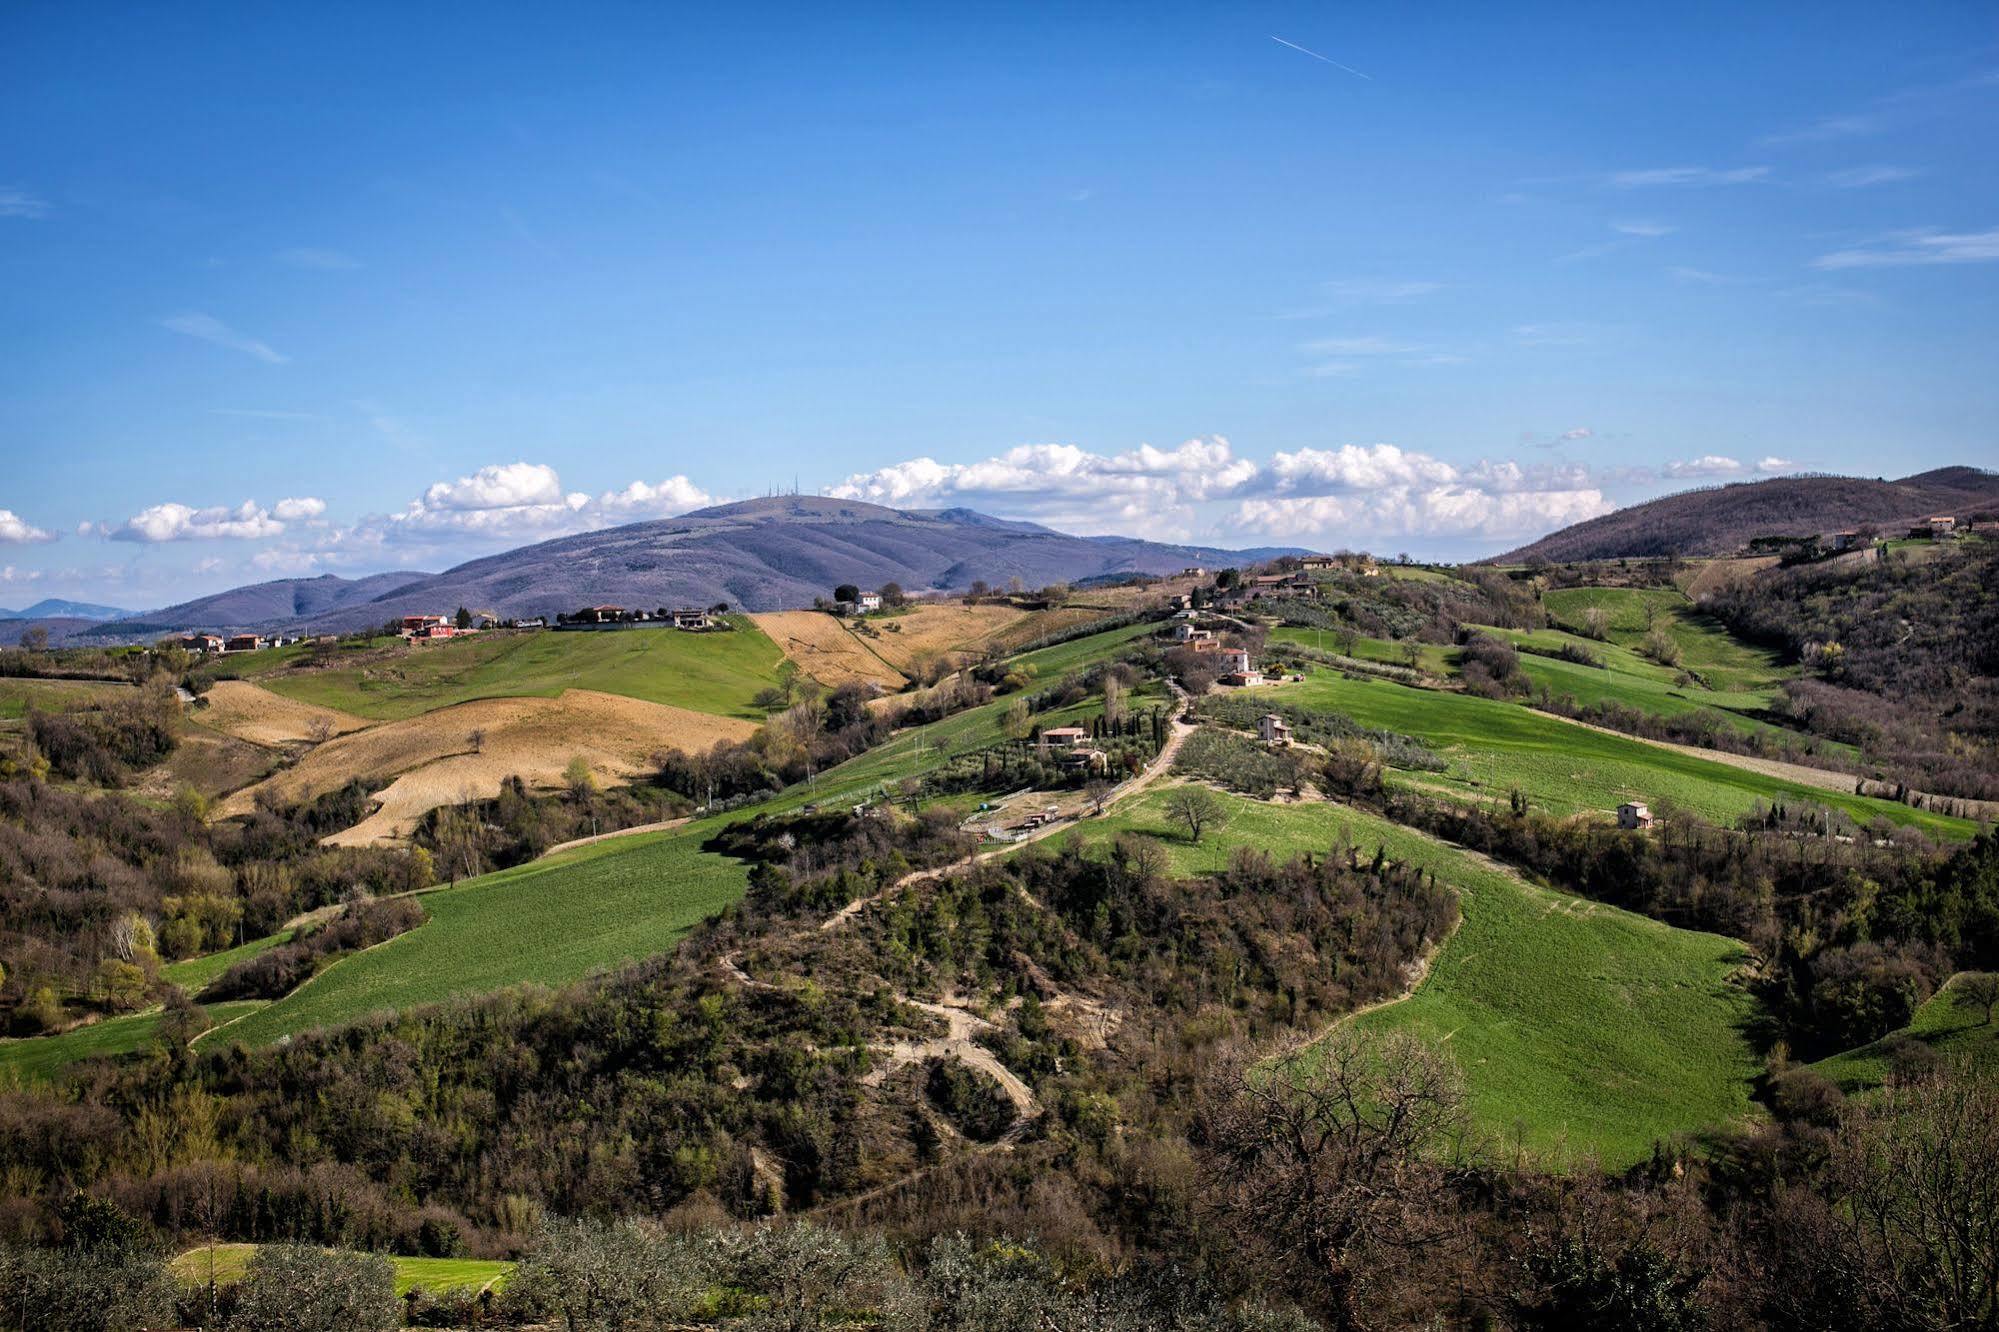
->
[[1617, 801, 1654, 830], [1259, 713, 1292, 746]]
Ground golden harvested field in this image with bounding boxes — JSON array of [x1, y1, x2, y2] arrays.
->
[[216, 689, 756, 844], [865, 603, 1025, 672], [195, 680, 373, 747], [751, 611, 907, 689]]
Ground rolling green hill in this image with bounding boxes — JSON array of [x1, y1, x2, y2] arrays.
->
[[1047, 786, 1766, 1166], [1811, 973, 1999, 1092], [200, 620, 1163, 1048], [1273, 668, 1970, 837], [247, 619, 787, 721]]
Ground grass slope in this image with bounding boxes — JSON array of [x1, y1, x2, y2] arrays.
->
[[1276, 669, 1970, 837], [251, 620, 786, 721], [1050, 787, 1765, 1167], [1541, 587, 1786, 696], [1811, 973, 1999, 1092], [170, 1243, 512, 1296], [0, 1001, 265, 1083], [211, 827, 747, 1046]]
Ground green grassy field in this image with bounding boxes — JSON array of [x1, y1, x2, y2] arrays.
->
[[1277, 668, 1969, 837], [1811, 973, 1999, 1092], [1541, 586, 1787, 696], [0, 677, 133, 719], [170, 1243, 512, 1296], [249, 620, 787, 721], [1046, 787, 1766, 1166], [209, 825, 748, 1046], [0, 1000, 265, 1083], [1268, 625, 1454, 675], [160, 929, 293, 993]]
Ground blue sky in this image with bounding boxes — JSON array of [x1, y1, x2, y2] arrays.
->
[[2, 2, 1995, 607]]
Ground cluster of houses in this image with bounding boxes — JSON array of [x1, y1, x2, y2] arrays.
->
[[178, 632, 304, 655], [831, 592, 883, 615], [1822, 513, 1996, 552], [557, 606, 715, 630]]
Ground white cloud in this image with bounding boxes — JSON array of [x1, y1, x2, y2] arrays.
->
[[1611, 219, 1675, 237], [596, 476, 713, 517], [0, 188, 50, 219], [1757, 456, 1802, 473], [1228, 443, 1615, 542], [1234, 487, 1612, 542], [112, 500, 288, 542], [422, 462, 570, 511], [160, 312, 289, 364], [1811, 227, 1999, 270], [1610, 166, 1769, 188], [828, 438, 1259, 534], [1559, 427, 1594, 441], [1669, 266, 1730, 285], [1823, 165, 1920, 189], [380, 461, 708, 542], [272, 496, 326, 521], [1266, 443, 1460, 494], [193, 557, 226, 575], [1663, 455, 1744, 479], [0, 566, 43, 585], [0, 510, 56, 544], [277, 247, 362, 270]]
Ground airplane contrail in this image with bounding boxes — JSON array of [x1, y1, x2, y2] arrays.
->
[[1270, 34, 1373, 80]]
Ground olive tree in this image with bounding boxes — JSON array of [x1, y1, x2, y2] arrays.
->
[[227, 1243, 399, 1331]]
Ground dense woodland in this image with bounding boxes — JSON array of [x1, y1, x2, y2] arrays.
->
[[1707, 541, 1999, 800]]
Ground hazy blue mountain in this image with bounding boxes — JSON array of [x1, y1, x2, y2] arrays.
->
[[0, 598, 130, 621]]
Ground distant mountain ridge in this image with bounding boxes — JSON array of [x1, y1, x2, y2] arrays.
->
[[0, 598, 129, 621], [75, 498, 1300, 639], [1497, 467, 1999, 563], [83, 571, 432, 638]]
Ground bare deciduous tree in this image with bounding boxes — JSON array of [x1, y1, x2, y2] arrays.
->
[[1195, 1031, 1472, 1329]]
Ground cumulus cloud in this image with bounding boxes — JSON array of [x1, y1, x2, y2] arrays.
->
[[0, 510, 56, 545], [1234, 489, 1614, 542], [827, 438, 1259, 533], [112, 500, 289, 542], [1559, 427, 1594, 441], [1811, 227, 1999, 270], [382, 462, 588, 539], [160, 312, 289, 364], [272, 496, 326, 521], [596, 476, 713, 517], [1758, 456, 1802, 473], [1228, 443, 1612, 539], [0, 566, 43, 585], [1664, 455, 1745, 478], [1609, 165, 1770, 188]]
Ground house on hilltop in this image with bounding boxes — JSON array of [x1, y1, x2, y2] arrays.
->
[[1039, 726, 1089, 750]]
